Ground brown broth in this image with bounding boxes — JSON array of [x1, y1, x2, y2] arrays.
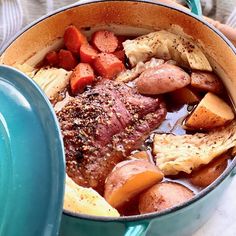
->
[[129, 98, 234, 204]]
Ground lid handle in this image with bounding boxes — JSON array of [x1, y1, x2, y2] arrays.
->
[[184, 0, 202, 16]]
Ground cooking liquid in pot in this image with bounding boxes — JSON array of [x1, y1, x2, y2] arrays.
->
[[123, 101, 233, 216], [36, 25, 235, 217], [54, 49, 233, 217]]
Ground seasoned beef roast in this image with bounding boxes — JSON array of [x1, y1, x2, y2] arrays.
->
[[57, 80, 166, 193]]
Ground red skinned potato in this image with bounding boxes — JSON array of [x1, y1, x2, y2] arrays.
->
[[139, 182, 194, 214], [191, 71, 223, 94], [189, 154, 228, 188], [104, 160, 164, 208], [185, 92, 234, 130], [136, 64, 191, 95]]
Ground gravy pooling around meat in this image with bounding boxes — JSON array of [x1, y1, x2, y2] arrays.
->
[[121, 103, 233, 216]]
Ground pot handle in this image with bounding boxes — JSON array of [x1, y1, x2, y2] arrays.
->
[[124, 224, 148, 236], [183, 0, 202, 16]]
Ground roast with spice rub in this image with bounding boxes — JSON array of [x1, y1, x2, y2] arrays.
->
[[57, 80, 166, 193]]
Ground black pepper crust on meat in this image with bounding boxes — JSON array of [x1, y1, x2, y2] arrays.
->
[[57, 80, 166, 194]]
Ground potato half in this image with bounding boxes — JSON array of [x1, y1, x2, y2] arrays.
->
[[139, 182, 194, 214], [185, 92, 234, 130], [136, 64, 191, 95], [191, 71, 223, 94], [64, 175, 120, 217], [104, 160, 163, 208], [189, 154, 228, 188]]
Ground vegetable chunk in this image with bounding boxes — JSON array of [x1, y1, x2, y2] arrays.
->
[[136, 64, 190, 95], [92, 30, 118, 53], [113, 50, 126, 63], [130, 151, 150, 161], [104, 160, 163, 208], [33, 67, 71, 101], [93, 53, 124, 79], [116, 58, 164, 83], [185, 92, 234, 130], [64, 25, 87, 55], [70, 63, 95, 94], [58, 49, 78, 71], [191, 71, 223, 94], [64, 175, 120, 217], [45, 51, 59, 66], [80, 43, 98, 63], [123, 30, 212, 71], [189, 154, 228, 187], [169, 87, 200, 104], [154, 121, 236, 175], [139, 182, 194, 214]]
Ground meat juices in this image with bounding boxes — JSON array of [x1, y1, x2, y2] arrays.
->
[[57, 80, 166, 193]]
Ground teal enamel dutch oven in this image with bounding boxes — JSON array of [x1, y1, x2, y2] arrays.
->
[[0, 66, 65, 235], [1, 1, 236, 235]]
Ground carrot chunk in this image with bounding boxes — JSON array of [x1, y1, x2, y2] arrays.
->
[[58, 49, 78, 71], [45, 51, 59, 66], [70, 63, 95, 94], [80, 44, 98, 63], [113, 50, 126, 63], [64, 25, 87, 54], [93, 53, 125, 79], [91, 30, 118, 53]]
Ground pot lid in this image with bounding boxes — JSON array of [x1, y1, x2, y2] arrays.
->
[[0, 66, 65, 235]]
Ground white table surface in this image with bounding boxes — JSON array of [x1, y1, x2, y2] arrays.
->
[[194, 176, 236, 236]]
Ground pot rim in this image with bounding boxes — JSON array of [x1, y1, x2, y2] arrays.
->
[[1, 0, 236, 222]]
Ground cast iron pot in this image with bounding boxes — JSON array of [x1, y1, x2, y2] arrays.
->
[[1, 1, 236, 235]]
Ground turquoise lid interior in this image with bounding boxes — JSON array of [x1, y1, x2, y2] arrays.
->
[[0, 65, 65, 236]]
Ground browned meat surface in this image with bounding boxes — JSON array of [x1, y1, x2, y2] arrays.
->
[[57, 80, 166, 193]]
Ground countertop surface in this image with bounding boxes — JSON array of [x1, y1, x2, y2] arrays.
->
[[194, 176, 236, 236]]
